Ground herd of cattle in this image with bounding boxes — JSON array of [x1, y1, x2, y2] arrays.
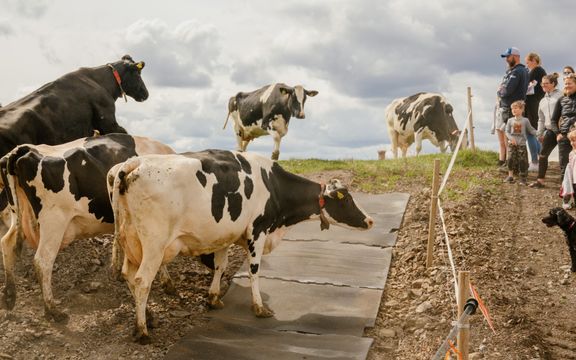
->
[[0, 55, 463, 343]]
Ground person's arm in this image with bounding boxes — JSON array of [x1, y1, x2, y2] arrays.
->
[[552, 98, 563, 135], [537, 102, 546, 137], [526, 118, 538, 136], [498, 70, 520, 98], [504, 119, 513, 141]]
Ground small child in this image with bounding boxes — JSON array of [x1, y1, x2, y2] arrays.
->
[[503, 100, 537, 185], [560, 130, 576, 209]]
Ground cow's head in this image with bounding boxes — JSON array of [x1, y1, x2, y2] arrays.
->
[[112, 55, 149, 102], [443, 103, 468, 152], [279, 85, 318, 119], [321, 179, 373, 230]]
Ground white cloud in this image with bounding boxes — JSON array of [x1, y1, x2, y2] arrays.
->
[[121, 19, 222, 88]]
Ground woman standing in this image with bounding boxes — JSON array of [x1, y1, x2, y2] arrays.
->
[[553, 73, 576, 182], [525, 52, 547, 172], [529, 73, 563, 188]]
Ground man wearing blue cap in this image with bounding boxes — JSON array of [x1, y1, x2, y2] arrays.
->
[[495, 47, 529, 169]]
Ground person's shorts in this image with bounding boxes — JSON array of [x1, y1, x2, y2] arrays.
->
[[495, 107, 512, 131]]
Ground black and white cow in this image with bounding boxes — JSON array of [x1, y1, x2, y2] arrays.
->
[[107, 150, 373, 343], [0, 134, 175, 322], [385, 92, 467, 158], [223, 83, 318, 160], [0, 55, 149, 221]]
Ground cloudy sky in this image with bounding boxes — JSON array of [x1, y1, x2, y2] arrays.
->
[[1, 0, 574, 159]]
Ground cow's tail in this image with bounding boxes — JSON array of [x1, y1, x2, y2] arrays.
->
[[1, 146, 33, 257], [108, 158, 141, 277], [222, 96, 237, 130]]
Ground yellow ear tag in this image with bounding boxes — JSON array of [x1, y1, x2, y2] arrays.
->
[[136, 62, 143, 70], [336, 191, 344, 199]]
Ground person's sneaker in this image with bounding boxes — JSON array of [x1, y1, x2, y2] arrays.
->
[[528, 163, 538, 172], [563, 202, 573, 210], [528, 181, 545, 188], [518, 178, 527, 186], [498, 164, 508, 173], [503, 176, 514, 183]]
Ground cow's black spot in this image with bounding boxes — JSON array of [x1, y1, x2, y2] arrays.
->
[[227, 192, 243, 221], [65, 134, 138, 223], [244, 176, 253, 199], [181, 150, 244, 223], [236, 154, 252, 174], [250, 264, 259, 274], [196, 171, 207, 187], [10, 147, 43, 217], [41, 156, 66, 193]]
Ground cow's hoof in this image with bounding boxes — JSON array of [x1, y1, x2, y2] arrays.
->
[[45, 308, 69, 323], [134, 332, 152, 345], [252, 304, 274, 318], [2, 286, 17, 310], [271, 151, 279, 161], [208, 294, 224, 309]]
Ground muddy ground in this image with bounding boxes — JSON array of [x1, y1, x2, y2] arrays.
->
[[1, 165, 575, 359]]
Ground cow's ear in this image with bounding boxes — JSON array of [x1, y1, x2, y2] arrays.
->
[[122, 55, 135, 63], [445, 104, 453, 113], [279, 86, 294, 95], [305, 89, 319, 97], [325, 179, 348, 199], [133, 61, 145, 71]]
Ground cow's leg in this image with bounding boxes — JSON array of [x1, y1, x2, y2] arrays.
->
[[207, 248, 228, 309], [415, 132, 424, 156], [389, 131, 399, 159], [1, 221, 18, 310], [158, 265, 176, 295], [245, 232, 273, 318], [132, 251, 164, 344], [269, 118, 287, 161], [34, 220, 69, 322], [271, 132, 282, 161]]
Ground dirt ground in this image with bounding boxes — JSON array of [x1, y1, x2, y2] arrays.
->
[[1, 165, 575, 359]]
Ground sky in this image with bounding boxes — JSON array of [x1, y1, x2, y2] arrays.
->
[[1, 0, 574, 160]]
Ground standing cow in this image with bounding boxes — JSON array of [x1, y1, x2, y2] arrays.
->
[[107, 150, 373, 343], [0, 55, 150, 235], [0, 134, 175, 322], [385, 92, 467, 158], [223, 83, 318, 160]]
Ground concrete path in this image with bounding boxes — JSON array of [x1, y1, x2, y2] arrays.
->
[[165, 192, 410, 360]]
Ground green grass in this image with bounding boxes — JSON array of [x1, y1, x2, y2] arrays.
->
[[279, 149, 500, 199]]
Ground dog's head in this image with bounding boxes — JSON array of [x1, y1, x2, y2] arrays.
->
[[542, 207, 575, 228]]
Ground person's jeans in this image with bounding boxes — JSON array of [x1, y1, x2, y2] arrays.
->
[[559, 136, 572, 179], [526, 133, 540, 164], [538, 130, 558, 179]]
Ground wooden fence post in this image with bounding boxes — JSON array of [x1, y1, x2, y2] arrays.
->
[[426, 159, 441, 268], [458, 271, 471, 359], [467, 87, 476, 152]]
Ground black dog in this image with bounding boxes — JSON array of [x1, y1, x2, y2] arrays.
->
[[542, 207, 576, 272]]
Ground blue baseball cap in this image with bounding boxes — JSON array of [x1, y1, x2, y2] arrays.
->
[[500, 47, 520, 58]]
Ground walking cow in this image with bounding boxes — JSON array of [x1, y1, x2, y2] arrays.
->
[[107, 150, 373, 343], [223, 83, 318, 160], [385, 92, 467, 158], [0, 134, 175, 322]]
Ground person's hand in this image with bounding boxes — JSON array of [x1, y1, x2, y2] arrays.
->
[[510, 139, 517, 145], [557, 133, 564, 142], [538, 136, 544, 143]]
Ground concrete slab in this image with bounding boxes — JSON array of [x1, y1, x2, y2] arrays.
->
[[283, 219, 399, 247], [236, 241, 393, 290], [165, 318, 374, 360], [209, 277, 383, 336], [350, 192, 410, 216]]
